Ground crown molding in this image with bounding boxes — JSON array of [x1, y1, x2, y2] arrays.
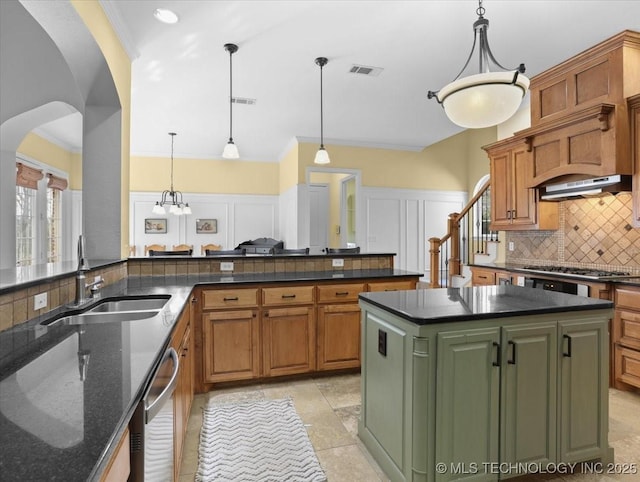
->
[[98, 0, 140, 62]]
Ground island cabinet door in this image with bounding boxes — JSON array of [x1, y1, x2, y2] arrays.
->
[[558, 319, 609, 463], [435, 327, 501, 481], [500, 324, 557, 471]]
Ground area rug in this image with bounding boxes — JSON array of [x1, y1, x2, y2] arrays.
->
[[196, 397, 327, 482]]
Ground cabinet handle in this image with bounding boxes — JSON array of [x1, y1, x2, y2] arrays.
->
[[478, 275, 488, 279], [384, 289, 398, 291], [492, 342, 501, 367], [223, 296, 239, 301], [335, 291, 349, 296], [191, 297, 197, 303], [508, 340, 517, 365], [563, 334, 572, 357], [507, 211, 512, 220], [512, 209, 516, 218], [281, 294, 296, 299]]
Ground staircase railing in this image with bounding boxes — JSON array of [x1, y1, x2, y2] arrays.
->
[[428, 179, 497, 288]]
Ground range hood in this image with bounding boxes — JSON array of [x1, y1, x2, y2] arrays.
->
[[540, 174, 632, 201]]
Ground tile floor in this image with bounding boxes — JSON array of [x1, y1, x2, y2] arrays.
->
[[179, 374, 640, 481]]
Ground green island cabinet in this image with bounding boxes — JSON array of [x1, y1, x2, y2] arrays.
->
[[358, 286, 613, 482]]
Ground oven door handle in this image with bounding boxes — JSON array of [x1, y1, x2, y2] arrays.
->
[[144, 347, 179, 423]]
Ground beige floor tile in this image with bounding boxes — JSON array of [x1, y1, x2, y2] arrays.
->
[[303, 408, 355, 451], [334, 405, 360, 437], [262, 381, 331, 414], [316, 444, 385, 482], [315, 373, 362, 409]]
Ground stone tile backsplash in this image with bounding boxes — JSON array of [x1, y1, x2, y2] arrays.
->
[[506, 193, 640, 274]]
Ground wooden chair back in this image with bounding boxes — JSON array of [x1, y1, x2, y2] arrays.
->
[[129, 245, 136, 257], [201, 243, 222, 255], [144, 244, 166, 256], [173, 244, 193, 252]]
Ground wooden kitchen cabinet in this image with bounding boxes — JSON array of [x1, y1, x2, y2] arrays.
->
[[367, 280, 416, 292], [262, 306, 315, 376], [171, 303, 194, 480], [316, 283, 365, 371], [471, 267, 497, 286], [485, 138, 558, 231], [613, 286, 640, 390], [100, 428, 130, 482], [630, 94, 640, 228]]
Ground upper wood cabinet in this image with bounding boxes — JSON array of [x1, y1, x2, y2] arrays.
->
[[485, 138, 558, 231], [630, 94, 640, 228], [528, 30, 640, 126]]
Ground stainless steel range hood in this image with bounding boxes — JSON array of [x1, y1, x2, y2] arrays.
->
[[540, 174, 632, 201]]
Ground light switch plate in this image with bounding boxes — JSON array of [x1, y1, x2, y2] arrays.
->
[[34, 292, 47, 310], [332, 258, 344, 267], [508, 241, 515, 251], [220, 262, 234, 271]]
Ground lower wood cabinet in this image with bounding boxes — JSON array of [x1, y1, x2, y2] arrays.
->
[[262, 306, 315, 377], [203, 309, 260, 383], [100, 428, 130, 482], [317, 303, 361, 370], [613, 286, 640, 390]]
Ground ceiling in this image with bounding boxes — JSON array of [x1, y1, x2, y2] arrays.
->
[[38, 1, 640, 161]]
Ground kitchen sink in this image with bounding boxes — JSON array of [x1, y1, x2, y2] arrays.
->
[[87, 296, 170, 313], [43, 310, 161, 327]]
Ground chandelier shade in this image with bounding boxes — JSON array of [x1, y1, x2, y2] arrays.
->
[[152, 132, 191, 216], [314, 56, 330, 165], [427, 0, 529, 129], [223, 43, 240, 159]]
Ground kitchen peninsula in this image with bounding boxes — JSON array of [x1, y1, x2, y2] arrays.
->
[[358, 285, 614, 482]]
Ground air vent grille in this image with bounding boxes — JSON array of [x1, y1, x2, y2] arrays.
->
[[349, 65, 383, 77], [231, 97, 257, 105]]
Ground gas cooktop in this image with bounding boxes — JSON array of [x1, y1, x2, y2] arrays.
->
[[522, 265, 631, 279]]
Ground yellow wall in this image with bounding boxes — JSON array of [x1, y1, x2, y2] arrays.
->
[[71, 0, 131, 258], [309, 172, 348, 247], [279, 141, 299, 193], [131, 156, 280, 195]]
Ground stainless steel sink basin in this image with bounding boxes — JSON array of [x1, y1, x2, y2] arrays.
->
[[87, 296, 170, 313], [44, 310, 161, 327]]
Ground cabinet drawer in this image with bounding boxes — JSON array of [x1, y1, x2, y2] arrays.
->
[[614, 309, 640, 350], [615, 287, 640, 311], [472, 269, 496, 286], [614, 345, 640, 388], [202, 288, 258, 309], [317, 283, 365, 303], [262, 285, 314, 306], [367, 280, 415, 292]]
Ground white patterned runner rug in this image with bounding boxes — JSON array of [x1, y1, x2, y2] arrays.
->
[[196, 397, 327, 482]]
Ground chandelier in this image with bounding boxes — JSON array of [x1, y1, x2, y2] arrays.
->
[[427, 0, 529, 129], [152, 132, 191, 215]]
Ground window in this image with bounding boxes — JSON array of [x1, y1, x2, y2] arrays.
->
[[16, 185, 37, 267], [47, 187, 61, 263]]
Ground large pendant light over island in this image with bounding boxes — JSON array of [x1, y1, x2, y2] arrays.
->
[[314, 56, 330, 165], [427, 0, 529, 129]]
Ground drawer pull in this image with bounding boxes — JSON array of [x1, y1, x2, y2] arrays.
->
[[223, 296, 239, 301], [335, 291, 349, 296], [281, 294, 296, 299], [478, 275, 488, 279], [384, 289, 398, 291], [508, 340, 517, 365]]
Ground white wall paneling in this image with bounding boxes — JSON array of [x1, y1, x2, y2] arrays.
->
[[130, 192, 279, 255], [278, 184, 300, 249]]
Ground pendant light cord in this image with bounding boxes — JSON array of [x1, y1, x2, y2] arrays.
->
[[169, 132, 176, 192], [228, 48, 233, 142]]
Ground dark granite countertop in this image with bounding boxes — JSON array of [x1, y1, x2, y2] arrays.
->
[[359, 285, 613, 325], [0, 268, 420, 481]]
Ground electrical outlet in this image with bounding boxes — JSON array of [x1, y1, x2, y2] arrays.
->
[[332, 258, 344, 267], [34, 292, 47, 310], [508, 241, 515, 251], [94, 275, 102, 283], [220, 262, 234, 271]]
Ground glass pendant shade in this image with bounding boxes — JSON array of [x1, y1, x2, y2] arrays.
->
[[182, 204, 192, 215], [222, 140, 239, 159], [314, 146, 330, 165], [428, 1, 529, 129], [152, 202, 166, 215], [439, 72, 530, 129]]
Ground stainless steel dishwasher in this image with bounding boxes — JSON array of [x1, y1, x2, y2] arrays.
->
[[129, 347, 179, 481]]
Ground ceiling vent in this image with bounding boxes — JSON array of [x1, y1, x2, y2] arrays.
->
[[231, 97, 257, 105], [349, 65, 383, 77]]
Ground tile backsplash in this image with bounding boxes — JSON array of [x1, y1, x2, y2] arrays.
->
[[506, 193, 640, 274]]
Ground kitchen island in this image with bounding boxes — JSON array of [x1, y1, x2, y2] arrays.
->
[[358, 285, 614, 482]]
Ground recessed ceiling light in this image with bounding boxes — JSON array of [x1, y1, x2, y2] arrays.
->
[[154, 8, 179, 24]]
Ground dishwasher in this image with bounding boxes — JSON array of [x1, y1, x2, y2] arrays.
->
[[129, 347, 179, 481]]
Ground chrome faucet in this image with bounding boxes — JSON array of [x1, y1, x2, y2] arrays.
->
[[73, 235, 103, 306]]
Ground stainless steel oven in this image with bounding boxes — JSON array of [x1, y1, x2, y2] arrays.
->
[[524, 277, 589, 297], [129, 347, 179, 481]]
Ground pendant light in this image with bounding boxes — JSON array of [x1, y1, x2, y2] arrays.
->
[[427, 0, 529, 129], [152, 132, 191, 215], [222, 43, 240, 159], [314, 57, 330, 165]]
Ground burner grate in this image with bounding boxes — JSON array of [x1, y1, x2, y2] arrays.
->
[[523, 265, 630, 278]]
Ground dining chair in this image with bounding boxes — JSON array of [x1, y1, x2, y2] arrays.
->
[[129, 245, 137, 257], [325, 247, 360, 254], [173, 244, 194, 254], [144, 244, 166, 256], [201, 243, 222, 255]]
